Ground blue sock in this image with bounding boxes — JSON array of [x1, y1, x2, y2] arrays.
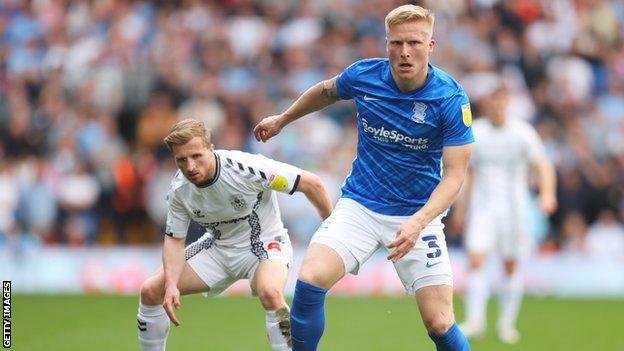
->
[[429, 323, 471, 351], [290, 280, 328, 351]]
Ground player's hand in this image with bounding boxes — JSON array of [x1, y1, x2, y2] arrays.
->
[[253, 115, 283, 142], [538, 193, 557, 216], [386, 217, 425, 263], [163, 285, 182, 326]]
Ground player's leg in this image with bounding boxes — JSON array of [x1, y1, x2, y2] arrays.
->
[[496, 214, 526, 344], [460, 213, 494, 338], [137, 264, 209, 351], [390, 216, 470, 350], [251, 259, 291, 351], [137, 234, 228, 351], [460, 251, 488, 339], [497, 259, 522, 344], [291, 243, 345, 351], [291, 198, 379, 351], [417, 284, 470, 351]]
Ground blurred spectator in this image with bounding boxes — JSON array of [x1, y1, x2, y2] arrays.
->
[[0, 0, 622, 249]]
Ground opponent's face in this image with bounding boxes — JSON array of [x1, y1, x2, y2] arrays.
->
[[487, 89, 509, 125], [386, 20, 434, 87], [171, 136, 216, 186]]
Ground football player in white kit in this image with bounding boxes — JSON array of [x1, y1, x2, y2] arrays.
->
[[136, 119, 333, 351], [457, 84, 557, 344]]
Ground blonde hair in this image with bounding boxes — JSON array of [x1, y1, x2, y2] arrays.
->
[[385, 4, 435, 34], [164, 118, 211, 151]]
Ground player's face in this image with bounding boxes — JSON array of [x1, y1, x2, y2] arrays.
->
[[171, 136, 216, 186], [386, 20, 434, 89], [487, 90, 509, 125]]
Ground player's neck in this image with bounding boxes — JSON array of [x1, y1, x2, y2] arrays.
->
[[491, 115, 506, 127], [196, 154, 218, 187], [392, 71, 428, 93]]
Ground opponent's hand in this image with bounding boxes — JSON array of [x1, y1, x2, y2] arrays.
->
[[254, 115, 283, 142], [163, 285, 181, 326], [386, 217, 425, 263]]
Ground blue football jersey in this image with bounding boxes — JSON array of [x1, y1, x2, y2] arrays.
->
[[335, 58, 474, 216]]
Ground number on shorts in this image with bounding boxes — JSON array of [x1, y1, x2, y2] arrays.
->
[[422, 235, 441, 258]]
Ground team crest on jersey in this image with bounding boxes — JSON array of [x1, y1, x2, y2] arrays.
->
[[229, 194, 248, 211], [412, 102, 427, 123]]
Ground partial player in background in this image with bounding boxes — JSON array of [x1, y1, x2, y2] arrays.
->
[[136, 119, 333, 351], [456, 84, 557, 344], [255, 5, 472, 351]]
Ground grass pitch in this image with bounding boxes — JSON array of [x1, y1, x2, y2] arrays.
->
[[11, 294, 624, 350]]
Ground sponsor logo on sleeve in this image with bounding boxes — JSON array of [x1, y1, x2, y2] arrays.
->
[[461, 103, 472, 126], [268, 174, 288, 191]]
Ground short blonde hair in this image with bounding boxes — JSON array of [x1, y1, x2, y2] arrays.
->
[[385, 4, 435, 34], [164, 118, 211, 151]]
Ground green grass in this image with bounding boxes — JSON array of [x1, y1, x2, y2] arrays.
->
[[10, 294, 624, 350]]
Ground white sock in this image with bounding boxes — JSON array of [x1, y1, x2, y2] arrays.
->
[[266, 306, 291, 351], [498, 272, 523, 330], [137, 303, 170, 351], [465, 267, 489, 327]]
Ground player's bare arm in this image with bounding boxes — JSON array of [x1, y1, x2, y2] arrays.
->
[[295, 170, 334, 220], [254, 76, 339, 142], [387, 144, 472, 262], [162, 235, 186, 326], [533, 156, 557, 215]]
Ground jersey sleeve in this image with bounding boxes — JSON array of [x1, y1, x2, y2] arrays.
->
[[335, 61, 359, 100], [521, 122, 546, 162], [223, 152, 303, 195], [164, 190, 190, 238], [441, 92, 475, 146]]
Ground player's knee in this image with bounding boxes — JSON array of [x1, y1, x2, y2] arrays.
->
[[140, 279, 164, 305], [424, 315, 454, 335], [298, 269, 332, 290], [257, 285, 284, 310]]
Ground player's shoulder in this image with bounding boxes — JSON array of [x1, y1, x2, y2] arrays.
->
[[345, 58, 387, 75], [429, 64, 467, 98], [507, 118, 537, 135], [216, 149, 276, 183], [166, 169, 191, 202], [472, 117, 491, 130], [216, 149, 268, 168], [168, 169, 189, 192]]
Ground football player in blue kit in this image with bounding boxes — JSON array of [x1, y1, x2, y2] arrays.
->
[[254, 5, 473, 351]]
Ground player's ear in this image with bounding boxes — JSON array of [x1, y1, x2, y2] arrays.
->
[[208, 143, 215, 152]]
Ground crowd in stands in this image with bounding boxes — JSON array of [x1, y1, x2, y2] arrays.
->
[[1, 0, 623, 258]]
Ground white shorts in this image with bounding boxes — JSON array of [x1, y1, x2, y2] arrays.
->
[[310, 198, 453, 294], [185, 232, 293, 296], [465, 209, 528, 259]]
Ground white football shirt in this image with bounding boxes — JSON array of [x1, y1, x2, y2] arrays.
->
[[469, 117, 546, 215], [165, 150, 302, 248]]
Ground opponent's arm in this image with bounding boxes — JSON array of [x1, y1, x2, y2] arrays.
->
[[162, 234, 186, 326], [387, 144, 472, 262], [254, 77, 340, 142], [533, 156, 557, 216], [295, 170, 334, 220]]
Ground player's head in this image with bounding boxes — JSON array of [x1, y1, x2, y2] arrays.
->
[[164, 118, 216, 186], [485, 84, 509, 126], [385, 5, 435, 89]]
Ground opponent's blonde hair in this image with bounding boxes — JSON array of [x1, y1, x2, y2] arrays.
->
[[385, 4, 435, 34], [164, 118, 211, 151]]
